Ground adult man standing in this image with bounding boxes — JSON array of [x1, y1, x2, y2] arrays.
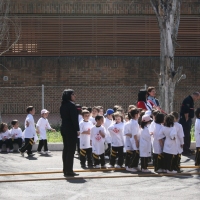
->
[[179, 92, 200, 155]]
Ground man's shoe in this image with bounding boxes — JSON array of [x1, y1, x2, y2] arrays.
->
[[64, 172, 79, 177]]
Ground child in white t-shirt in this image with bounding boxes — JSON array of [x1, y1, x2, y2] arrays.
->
[[151, 113, 165, 173], [0, 122, 11, 153], [19, 106, 36, 157], [140, 114, 153, 172], [158, 115, 178, 174], [10, 120, 23, 152], [36, 109, 55, 154], [79, 109, 94, 168], [128, 109, 140, 172], [76, 104, 83, 156], [195, 108, 200, 166], [89, 107, 99, 125], [108, 112, 124, 168], [103, 109, 114, 159], [171, 111, 184, 172], [90, 115, 106, 168], [125, 108, 139, 171]]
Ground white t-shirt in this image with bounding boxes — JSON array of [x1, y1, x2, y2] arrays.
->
[[174, 122, 184, 153], [124, 120, 133, 151], [158, 126, 178, 155], [36, 117, 52, 140], [10, 128, 23, 139], [140, 127, 152, 157], [90, 125, 106, 155], [151, 123, 163, 154], [24, 114, 36, 138], [0, 130, 11, 140], [108, 122, 124, 147], [103, 117, 113, 144], [79, 120, 93, 149], [89, 116, 96, 125], [130, 119, 140, 150], [195, 118, 200, 147]]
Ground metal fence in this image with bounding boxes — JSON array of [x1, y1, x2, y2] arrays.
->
[[0, 85, 200, 125]]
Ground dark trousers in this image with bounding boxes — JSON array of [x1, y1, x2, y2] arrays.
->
[[195, 147, 200, 166], [125, 150, 133, 167], [37, 139, 48, 151], [80, 148, 92, 166], [179, 118, 192, 153], [19, 138, 34, 155], [76, 138, 80, 154], [10, 138, 23, 150], [141, 157, 149, 169], [93, 153, 105, 166], [153, 153, 164, 172], [174, 154, 181, 171], [164, 152, 176, 171], [110, 146, 124, 166], [105, 143, 111, 158], [128, 150, 140, 168], [0, 140, 9, 149], [62, 133, 77, 174]]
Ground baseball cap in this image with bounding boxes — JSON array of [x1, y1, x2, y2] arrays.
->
[[145, 110, 152, 116], [142, 114, 152, 122], [41, 109, 49, 114], [104, 109, 114, 116]]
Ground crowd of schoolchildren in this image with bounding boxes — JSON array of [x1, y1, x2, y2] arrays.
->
[[0, 107, 55, 156], [1, 92, 200, 174]]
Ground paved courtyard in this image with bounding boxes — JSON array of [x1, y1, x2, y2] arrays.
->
[[0, 151, 200, 200]]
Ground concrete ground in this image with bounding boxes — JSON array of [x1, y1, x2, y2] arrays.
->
[[0, 151, 200, 200]]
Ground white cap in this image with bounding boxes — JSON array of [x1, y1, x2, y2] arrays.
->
[[142, 114, 152, 122], [145, 110, 152, 116], [41, 109, 49, 114]]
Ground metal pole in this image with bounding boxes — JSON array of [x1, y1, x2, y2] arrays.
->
[[42, 84, 44, 109]]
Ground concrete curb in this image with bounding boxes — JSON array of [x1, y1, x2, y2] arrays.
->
[[1, 142, 197, 152]]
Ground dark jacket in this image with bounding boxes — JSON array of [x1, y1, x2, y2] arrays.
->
[[60, 101, 80, 136]]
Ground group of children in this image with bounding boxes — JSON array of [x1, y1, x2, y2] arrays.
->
[[0, 106, 55, 156], [77, 105, 200, 173], [1, 103, 200, 174]]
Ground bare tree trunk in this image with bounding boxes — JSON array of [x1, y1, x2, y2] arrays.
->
[[0, 0, 20, 56], [151, 0, 182, 113]]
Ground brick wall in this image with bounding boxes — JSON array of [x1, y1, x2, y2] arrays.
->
[[0, 56, 200, 114]]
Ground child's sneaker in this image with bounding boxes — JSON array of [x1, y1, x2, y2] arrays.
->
[[28, 153, 35, 157], [95, 165, 100, 168], [19, 151, 24, 157], [9, 149, 13, 153], [142, 169, 151, 173], [37, 151, 44, 154], [109, 164, 114, 168], [115, 165, 122, 168], [44, 150, 51, 154], [126, 167, 138, 172], [104, 156, 109, 159], [156, 169, 163, 173], [167, 170, 177, 174]]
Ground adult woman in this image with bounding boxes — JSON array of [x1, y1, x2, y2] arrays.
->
[[147, 87, 160, 108], [137, 90, 153, 111], [60, 89, 80, 176]]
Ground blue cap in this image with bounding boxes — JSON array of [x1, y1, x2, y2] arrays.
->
[[104, 109, 114, 116]]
